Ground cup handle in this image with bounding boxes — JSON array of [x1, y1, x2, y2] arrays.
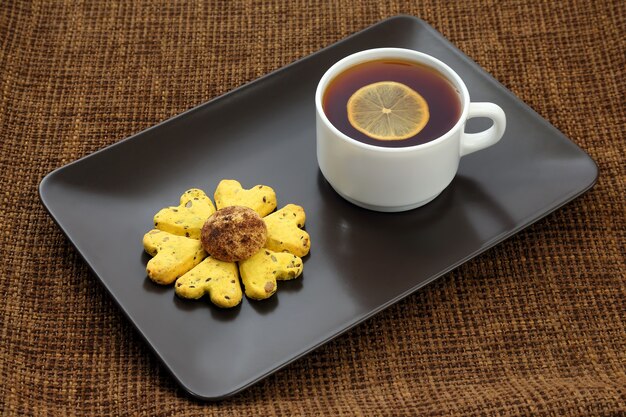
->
[[460, 102, 506, 157]]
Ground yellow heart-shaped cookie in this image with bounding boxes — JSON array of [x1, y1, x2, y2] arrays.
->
[[143, 229, 206, 284], [154, 189, 216, 239], [214, 179, 277, 217], [239, 249, 303, 300], [264, 204, 310, 257], [175, 257, 242, 308]]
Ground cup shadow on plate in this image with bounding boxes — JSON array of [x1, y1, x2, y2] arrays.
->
[[315, 170, 515, 307]]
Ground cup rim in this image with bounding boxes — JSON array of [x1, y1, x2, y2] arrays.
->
[[315, 48, 470, 153]]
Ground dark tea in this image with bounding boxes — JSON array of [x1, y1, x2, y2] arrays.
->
[[322, 59, 462, 148]]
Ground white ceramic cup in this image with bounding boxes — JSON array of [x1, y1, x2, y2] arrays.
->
[[315, 48, 506, 212]]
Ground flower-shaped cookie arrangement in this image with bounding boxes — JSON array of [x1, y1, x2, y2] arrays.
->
[[143, 180, 310, 308]]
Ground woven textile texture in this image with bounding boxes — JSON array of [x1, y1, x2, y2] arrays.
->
[[1, 0, 624, 415]]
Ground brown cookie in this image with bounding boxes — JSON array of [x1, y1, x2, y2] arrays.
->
[[201, 206, 267, 262]]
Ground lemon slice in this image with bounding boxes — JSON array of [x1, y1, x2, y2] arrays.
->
[[347, 81, 429, 141]]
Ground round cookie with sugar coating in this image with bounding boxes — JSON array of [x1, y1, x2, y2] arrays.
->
[[214, 179, 277, 217], [143, 229, 206, 284], [239, 249, 303, 300], [264, 204, 310, 257], [153, 188, 216, 239], [175, 257, 242, 308], [201, 206, 267, 262]]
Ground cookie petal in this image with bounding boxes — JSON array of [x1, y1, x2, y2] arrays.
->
[[175, 257, 242, 308], [263, 204, 310, 257], [239, 249, 303, 300], [153, 189, 216, 239], [214, 179, 277, 217], [143, 229, 206, 284]]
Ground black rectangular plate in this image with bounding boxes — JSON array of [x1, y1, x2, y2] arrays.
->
[[39, 16, 597, 400]]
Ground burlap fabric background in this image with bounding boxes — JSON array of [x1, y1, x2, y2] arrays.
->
[[1, 0, 624, 415]]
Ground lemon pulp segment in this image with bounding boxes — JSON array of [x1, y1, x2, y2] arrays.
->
[[347, 81, 429, 141]]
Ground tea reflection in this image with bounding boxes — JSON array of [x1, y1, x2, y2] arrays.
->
[[316, 171, 515, 309]]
